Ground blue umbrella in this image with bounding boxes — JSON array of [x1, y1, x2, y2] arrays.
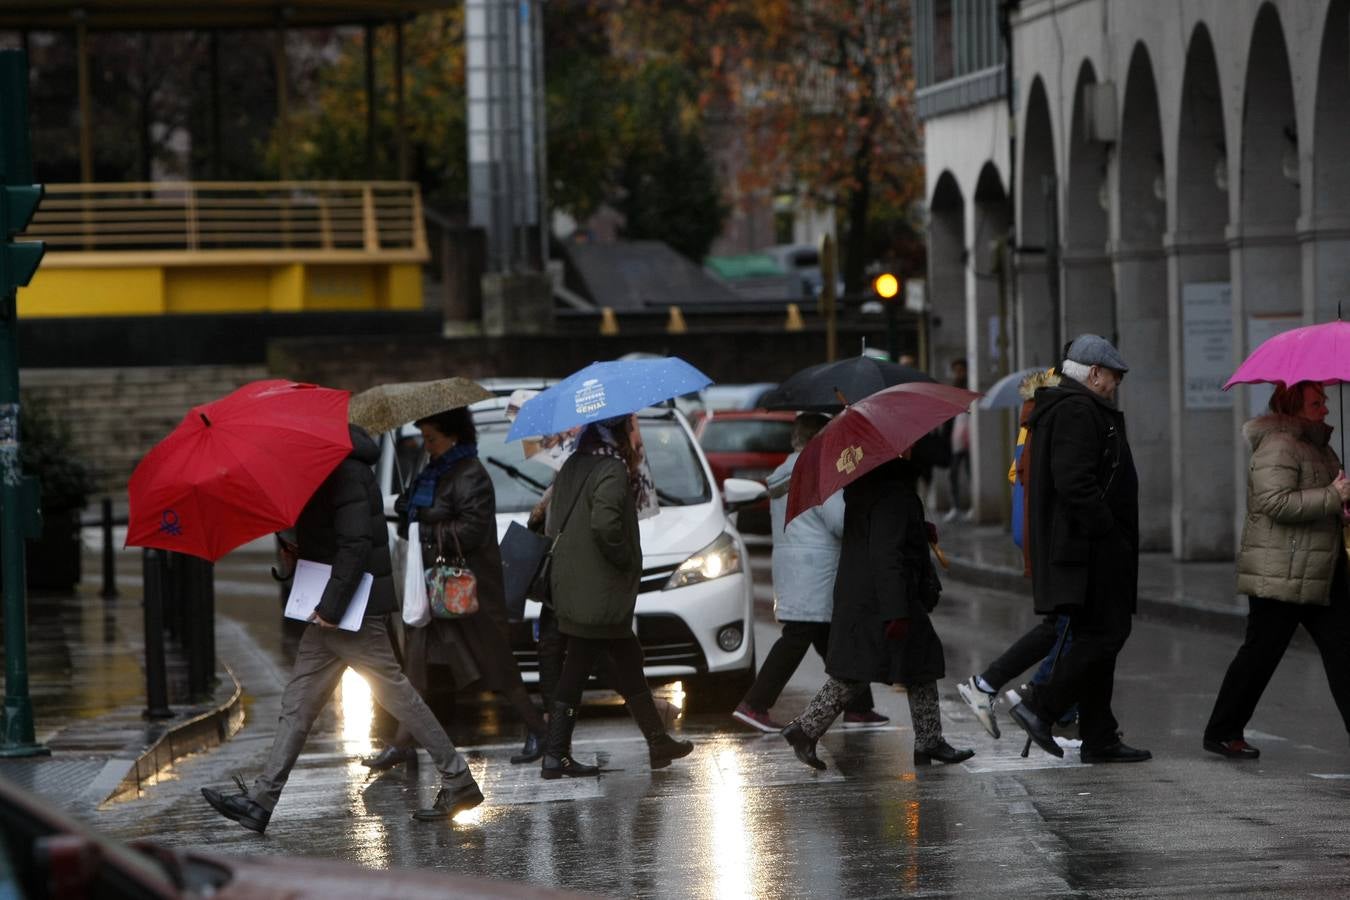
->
[[507, 357, 713, 441], [978, 367, 1051, 410]]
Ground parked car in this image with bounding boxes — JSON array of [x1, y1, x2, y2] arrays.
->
[[375, 398, 765, 709], [693, 410, 796, 535]]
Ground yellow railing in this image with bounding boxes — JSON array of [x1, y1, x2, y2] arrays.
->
[[28, 180, 428, 261]]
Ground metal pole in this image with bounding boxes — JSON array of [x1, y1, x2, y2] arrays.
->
[[364, 21, 377, 179], [142, 549, 173, 719], [75, 20, 92, 184], [0, 49, 47, 757], [394, 21, 408, 181], [100, 496, 117, 599]]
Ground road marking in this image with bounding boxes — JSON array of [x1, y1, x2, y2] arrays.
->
[[1310, 773, 1350, 780]]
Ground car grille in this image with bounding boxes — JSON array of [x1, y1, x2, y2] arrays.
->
[[509, 613, 706, 675], [640, 563, 680, 594]]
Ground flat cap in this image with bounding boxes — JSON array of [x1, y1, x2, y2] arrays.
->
[[1066, 334, 1129, 373]]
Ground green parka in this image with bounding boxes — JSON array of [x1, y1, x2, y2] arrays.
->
[[1236, 413, 1344, 605], [546, 452, 641, 639]]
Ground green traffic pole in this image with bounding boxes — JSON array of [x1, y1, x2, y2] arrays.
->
[[0, 49, 48, 757]]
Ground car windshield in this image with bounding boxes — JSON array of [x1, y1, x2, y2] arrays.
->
[[410, 418, 712, 514], [698, 419, 794, 454]]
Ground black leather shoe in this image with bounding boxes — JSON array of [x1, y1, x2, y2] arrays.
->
[[412, 780, 484, 821], [914, 739, 976, 766], [1203, 738, 1259, 759], [363, 745, 418, 772], [201, 786, 269, 833], [1009, 703, 1064, 758], [782, 722, 826, 770], [510, 729, 545, 765], [1081, 740, 1152, 763]]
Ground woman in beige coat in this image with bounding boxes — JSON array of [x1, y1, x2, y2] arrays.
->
[[1203, 381, 1350, 758]]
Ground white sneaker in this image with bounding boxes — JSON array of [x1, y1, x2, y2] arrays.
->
[[957, 676, 1001, 739]]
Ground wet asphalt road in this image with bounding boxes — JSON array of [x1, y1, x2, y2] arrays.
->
[[81, 552, 1350, 898]]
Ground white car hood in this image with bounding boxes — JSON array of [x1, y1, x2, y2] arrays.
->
[[495, 500, 727, 568]]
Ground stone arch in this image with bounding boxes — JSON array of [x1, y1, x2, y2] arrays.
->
[[1018, 76, 1057, 368], [1309, 0, 1350, 323], [970, 162, 1014, 523], [1170, 21, 1234, 560], [1064, 59, 1113, 340], [928, 171, 966, 380], [1240, 3, 1299, 233], [1115, 41, 1170, 551]]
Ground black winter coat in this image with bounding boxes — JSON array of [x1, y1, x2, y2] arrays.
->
[[825, 459, 945, 686], [299, 425, 396, 624], [406, 454, 516, 691], [1026, 376, 1139, 615]]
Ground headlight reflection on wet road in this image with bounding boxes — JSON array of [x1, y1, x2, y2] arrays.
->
[[340, 668, 376, 757], [707, 744, 753, 899]]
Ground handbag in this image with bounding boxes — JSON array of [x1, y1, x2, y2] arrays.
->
[[425, 523, 479, 619], [531, 486, 586, 607], [401, 522, 432, 627], [500, 521, 551, 622]]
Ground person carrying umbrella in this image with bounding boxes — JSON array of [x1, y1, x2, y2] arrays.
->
[[201, 425, 484, 830], [777, 382, 978, 770], [1202, 380, 1350, 758], [1006, 335, 1151, 764]]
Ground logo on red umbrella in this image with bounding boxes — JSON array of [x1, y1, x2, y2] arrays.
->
[[836, 446, 864, 474], [158, 510, 182, 536]]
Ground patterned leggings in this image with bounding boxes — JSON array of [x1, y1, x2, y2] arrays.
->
[[797, 677, 943, 750]]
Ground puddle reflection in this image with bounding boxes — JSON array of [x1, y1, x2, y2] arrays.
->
[[706, 744, 752, 899], [339, 669, 376, 756]]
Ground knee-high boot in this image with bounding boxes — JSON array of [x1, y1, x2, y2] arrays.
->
[[540, 700, 600, 779], [627, 690, 693, 769]]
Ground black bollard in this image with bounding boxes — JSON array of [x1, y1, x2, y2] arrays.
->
[[99, 497, 117, 600], [141, 549, 173, 719], [185, 556, 216, 699]]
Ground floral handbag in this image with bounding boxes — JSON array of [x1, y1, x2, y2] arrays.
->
[[425, 524, 479, 619]]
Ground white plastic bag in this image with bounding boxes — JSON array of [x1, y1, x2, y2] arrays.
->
[[402, 521, 431, 627]]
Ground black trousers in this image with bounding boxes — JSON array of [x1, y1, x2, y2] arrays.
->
[[554, 633, 649, 706], [1026, 598, 1133, 751], [742, 620, 874, 714], [1205, 570, 1350, 742], [981, 614, 1062, 691]]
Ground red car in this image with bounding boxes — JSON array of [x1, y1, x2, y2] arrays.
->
[[694, 410, 797, 534]]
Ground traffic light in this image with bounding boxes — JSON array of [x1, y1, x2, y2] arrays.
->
[[0, 50, 44, 304], [872, 272, 900, 300]]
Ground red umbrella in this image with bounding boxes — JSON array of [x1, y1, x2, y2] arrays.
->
[[786, 382, 981, 526], [127, 380, 352, 562]]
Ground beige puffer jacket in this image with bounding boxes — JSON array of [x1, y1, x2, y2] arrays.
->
[[1236, 414, 1344, 604]]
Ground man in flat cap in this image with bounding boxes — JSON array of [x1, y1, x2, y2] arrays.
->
[[1008, 334, 1151, 763]]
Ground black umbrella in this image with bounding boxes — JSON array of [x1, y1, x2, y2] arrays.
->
[[763, 356, 937, 412]]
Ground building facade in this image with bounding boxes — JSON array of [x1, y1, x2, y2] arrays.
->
[[917, 0, 1350, 560]]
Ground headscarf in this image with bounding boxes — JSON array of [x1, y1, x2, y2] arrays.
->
[[406, 442, 478, 523], [578, 417, 659, 520]]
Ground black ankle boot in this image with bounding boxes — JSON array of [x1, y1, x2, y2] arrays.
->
[[364, 745, 418, 772], [510, 727, 545, 765], [914, 739, 975, 766], [540, 700, 599, 779], [627, 690, 693, 769], [782, 721, 826, 770]]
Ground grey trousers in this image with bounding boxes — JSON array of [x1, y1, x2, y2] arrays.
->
[[250, 616, 473, 813], [798, 677, 943, 750]]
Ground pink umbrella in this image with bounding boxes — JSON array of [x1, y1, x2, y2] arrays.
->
[[1223, 320, 1350, 389]]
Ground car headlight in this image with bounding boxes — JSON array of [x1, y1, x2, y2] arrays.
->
[[664, 532, 742, 590]]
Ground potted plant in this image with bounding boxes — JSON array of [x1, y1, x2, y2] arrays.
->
[[19, 396, 94, 591]]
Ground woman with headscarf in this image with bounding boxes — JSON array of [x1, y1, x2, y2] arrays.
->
[[539, 413, 692, 778], [783, 456, 974, 770], [365, 406, 548, 771]]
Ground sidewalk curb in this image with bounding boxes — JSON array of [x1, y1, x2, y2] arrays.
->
[[944, 555, 1250, 636], [93, 663, 246, 808]]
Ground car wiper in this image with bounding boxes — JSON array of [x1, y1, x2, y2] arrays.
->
[[486, 456, 548, 495]]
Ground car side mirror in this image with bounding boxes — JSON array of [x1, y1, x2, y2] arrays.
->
[[723, 477, 768, 511]]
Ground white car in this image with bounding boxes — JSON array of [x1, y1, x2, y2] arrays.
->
[[375, 398, 765, 708]]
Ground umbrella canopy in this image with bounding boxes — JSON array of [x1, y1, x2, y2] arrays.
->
[[507, 357, 712, 441], [126, 380, 352, 562], [349, 377, 494, 435], [1224, 320, 1350, 389], [762, 355, 935, 412], [978, 367, 1053, 410], [786, 382, 981, 526]]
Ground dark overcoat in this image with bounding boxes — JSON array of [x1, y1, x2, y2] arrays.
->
[[546, 453, 642, 640], [825, 459, 945, 686], [1026, 376, 1139, 616], [300, 426, 397, 625], [410, 455, 515, 691]]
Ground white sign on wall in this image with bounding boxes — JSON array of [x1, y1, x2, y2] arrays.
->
[[1245, 314, 1304, 419], [1182, 282, 1234, 410]]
